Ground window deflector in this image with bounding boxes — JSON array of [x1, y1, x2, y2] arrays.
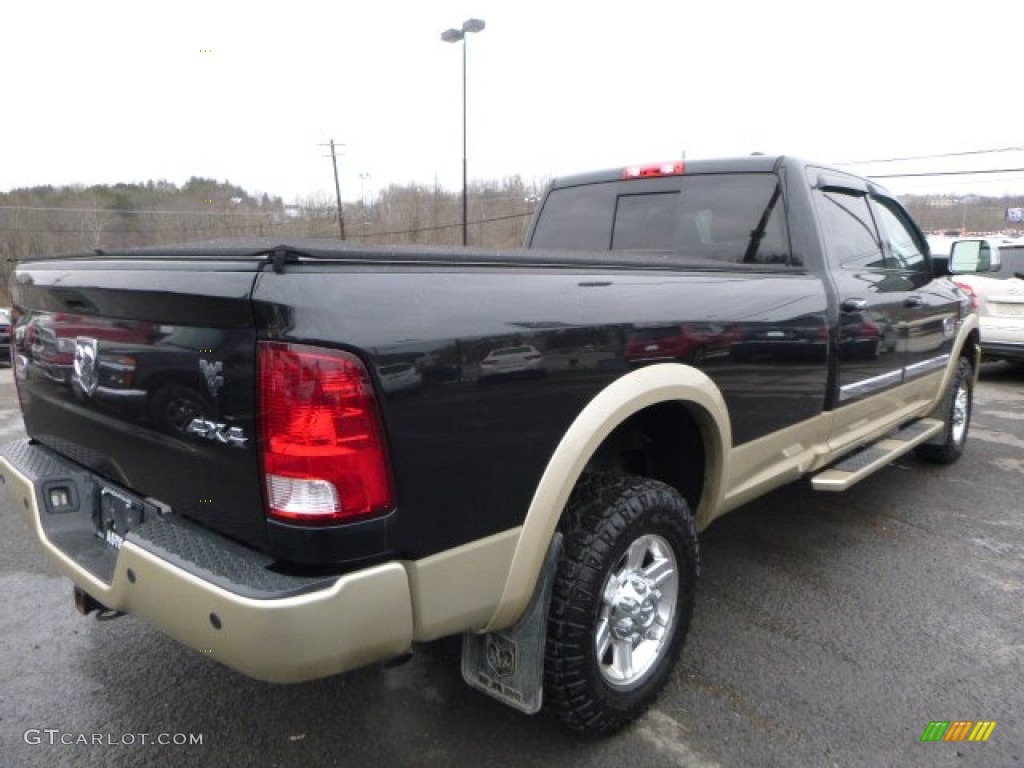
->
[[816, 172, 869, 195]]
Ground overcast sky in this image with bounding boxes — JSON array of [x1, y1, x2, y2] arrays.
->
[[3, 0, 1021, 203]]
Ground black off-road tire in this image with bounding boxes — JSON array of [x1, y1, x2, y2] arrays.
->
[[544, 473, 699, 737], [915, 356, 973, 464]]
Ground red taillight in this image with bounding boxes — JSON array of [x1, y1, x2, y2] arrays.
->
[[623, 162, 684, 179], [953, 280, 978, 310], [259, 341, 393, 524]]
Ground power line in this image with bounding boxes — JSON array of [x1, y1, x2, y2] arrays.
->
[[894, 174, 1024, 190], [0, 225, 272, 235], [0, 205, 277, 217], [837, 146, 1024, 166], [0, 195, 533, 217], [344, 211, 533, 239], [0, 210, 535, 237], [869, 167, 1024, 179]]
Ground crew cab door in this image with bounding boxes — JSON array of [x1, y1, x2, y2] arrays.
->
[[812, 175, 957, 423], [869, 194, 957, 381], [812, 179, 909, 409]]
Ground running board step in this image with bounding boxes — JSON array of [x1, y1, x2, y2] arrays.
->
[[811, 418, 944, 492]]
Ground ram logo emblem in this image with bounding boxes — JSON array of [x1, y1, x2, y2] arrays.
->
[[485, 634, 517, 678], [73, 337, 99, 397]]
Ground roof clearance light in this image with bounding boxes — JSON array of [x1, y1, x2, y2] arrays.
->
[[623, 162, 685, 179]]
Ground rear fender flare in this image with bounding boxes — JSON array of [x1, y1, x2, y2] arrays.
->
[[927, 315, 981, 414], [482, 363, 730, 632]]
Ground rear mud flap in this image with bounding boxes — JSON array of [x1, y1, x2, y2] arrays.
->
[[461, 533, 562, 715]]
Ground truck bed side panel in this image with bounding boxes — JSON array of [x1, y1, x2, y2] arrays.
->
[[252, 265, 829, 559]]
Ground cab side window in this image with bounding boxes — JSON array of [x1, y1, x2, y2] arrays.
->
[[813, 189, 885, 268], [872, 197, 929, 272]]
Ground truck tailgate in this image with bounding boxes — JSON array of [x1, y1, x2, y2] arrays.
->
[[11, 259, 267, 551]]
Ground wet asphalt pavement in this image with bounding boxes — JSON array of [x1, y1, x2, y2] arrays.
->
[[0, 363, 1021, 768]]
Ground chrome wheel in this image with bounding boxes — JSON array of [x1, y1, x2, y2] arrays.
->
[[596, 533, 678, 688], [546, 474, 698, 736], [915, 356, 972, 465], [951, 380, 969, 446]]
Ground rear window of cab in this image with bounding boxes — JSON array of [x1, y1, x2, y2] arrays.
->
[[530, 173, 796, 268]]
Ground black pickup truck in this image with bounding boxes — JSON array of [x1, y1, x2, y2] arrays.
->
[[0, 155, 980, 736]]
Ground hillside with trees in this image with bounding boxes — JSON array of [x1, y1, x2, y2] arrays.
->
[[0, 176, 541, 304], [1, 175, 1022, 305]]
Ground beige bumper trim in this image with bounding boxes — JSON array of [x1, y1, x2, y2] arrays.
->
[[2, 457, 414, 683]]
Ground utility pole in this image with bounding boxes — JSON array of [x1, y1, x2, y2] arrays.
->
[[322, 139, 346, 240]]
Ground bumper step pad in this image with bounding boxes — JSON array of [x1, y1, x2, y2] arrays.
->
[[0, 439, 335, 599]]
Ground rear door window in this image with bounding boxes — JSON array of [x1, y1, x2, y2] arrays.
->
[[813, 189, 885, 269]]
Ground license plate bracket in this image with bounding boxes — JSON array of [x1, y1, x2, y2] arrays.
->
[[96, 485, 146, 549]]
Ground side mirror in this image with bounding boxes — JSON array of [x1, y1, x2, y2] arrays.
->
[[949, 239, 1001, 274]]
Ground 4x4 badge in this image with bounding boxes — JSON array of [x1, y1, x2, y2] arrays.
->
[[186, 418, 248, 448], [73, 337, 99, 396]]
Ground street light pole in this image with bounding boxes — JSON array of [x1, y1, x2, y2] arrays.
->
[[359, 172, 371, 235], [460, 35, 468, 247], [441, 18, 485, 247], [359, 172, 371, 208]]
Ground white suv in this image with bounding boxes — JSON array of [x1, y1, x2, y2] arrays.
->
[[950, 237, 1024, 363]]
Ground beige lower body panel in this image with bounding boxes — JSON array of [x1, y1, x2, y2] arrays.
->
[[404, 528, 520, 642], [119, 545, 414, 683], [715, 370, 946, 519], [3, 457, 415, 684], [715, 412, 833, 518], [825, 371, 943, 456]]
